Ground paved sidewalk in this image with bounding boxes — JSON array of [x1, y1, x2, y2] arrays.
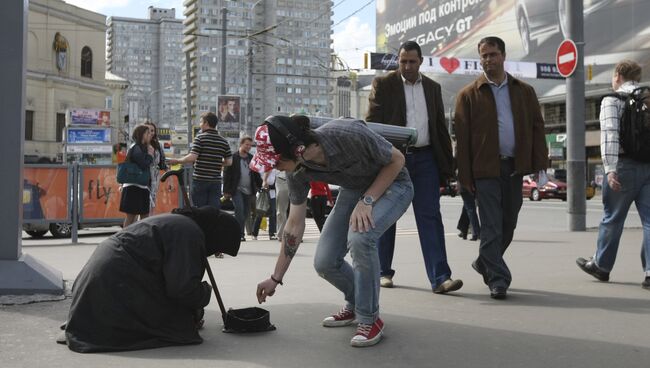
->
[[2, 213, 650, 367]]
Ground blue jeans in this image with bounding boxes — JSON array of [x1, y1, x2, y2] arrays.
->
[[232, 190, 252, 238], [594, 158, 650, 273], [190, 180, 221, 209], [313, 179, 413, 324], [378, 148, 452, 288]]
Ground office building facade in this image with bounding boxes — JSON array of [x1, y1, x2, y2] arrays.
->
[[107, 7, 184, 129], [183, 0, 333, 140]]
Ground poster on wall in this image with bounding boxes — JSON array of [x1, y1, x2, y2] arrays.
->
[[23, 167, 69, 222], [69, 109, 111, 126], [216, 95, 241, 125], [66, 128, 111, 144]]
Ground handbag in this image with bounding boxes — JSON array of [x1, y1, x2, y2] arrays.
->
[[255, 189, 271, 216], [116, 147, 150, 186]]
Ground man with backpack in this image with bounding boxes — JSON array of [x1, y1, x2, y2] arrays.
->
[[577, 60, 650, 289]]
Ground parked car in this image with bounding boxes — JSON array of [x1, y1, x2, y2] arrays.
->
[[522, 174, 567, 201], [23, 220, 121, 239]]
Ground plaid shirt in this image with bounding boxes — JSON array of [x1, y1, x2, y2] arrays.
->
[[600, 81, 638, 174]]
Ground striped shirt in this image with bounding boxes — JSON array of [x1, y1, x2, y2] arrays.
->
[[190, 129, 232, 182], [600, 81, 638, 174]]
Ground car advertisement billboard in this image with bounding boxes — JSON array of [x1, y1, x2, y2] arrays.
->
[[376, 0, 650, 67]]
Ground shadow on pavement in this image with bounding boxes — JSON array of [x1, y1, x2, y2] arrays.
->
[[3, 302, 650, 367], [457, 288, 650, 315]]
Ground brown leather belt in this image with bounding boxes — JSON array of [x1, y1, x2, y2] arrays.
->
[[408, 145, 431, 153]]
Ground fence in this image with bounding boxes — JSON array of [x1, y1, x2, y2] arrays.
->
[[22, 164, 185, 242]]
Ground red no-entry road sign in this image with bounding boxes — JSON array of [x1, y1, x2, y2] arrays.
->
[[556, 39, 578, 78]]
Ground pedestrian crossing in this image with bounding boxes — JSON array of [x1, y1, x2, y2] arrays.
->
[[252, 219, 460, 241]]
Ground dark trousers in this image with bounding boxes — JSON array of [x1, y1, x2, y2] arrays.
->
[[457, 190, 480, 237], [311, 195, 328, 232], [473, 158, 523, 289], [253, 197, 277, 237], [377, 148, 451, 288]]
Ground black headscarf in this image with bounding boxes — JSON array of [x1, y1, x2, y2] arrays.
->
[[172, 206, 241, 257]]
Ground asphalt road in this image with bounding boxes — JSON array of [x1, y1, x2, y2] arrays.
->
[[3, 195, 649, 368]]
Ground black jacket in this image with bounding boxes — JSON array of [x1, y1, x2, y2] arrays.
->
[[64, 214, 212, 353], [223, 151, 262, 195]]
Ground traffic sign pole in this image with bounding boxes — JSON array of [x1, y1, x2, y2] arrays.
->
[[565, 2, 586, 231]]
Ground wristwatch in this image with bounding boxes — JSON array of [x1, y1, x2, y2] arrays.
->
[[360, 195, 375, 206]]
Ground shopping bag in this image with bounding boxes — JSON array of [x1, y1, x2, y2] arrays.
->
[[255, 189, 271, 216]]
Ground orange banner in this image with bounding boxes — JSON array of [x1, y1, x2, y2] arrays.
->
[[81, 167, 180, 220], [23, 167, 69, 221], [81, 167, 122, 220], [152, 174, 182, 215]]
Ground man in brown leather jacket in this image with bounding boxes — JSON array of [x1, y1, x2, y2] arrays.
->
[[367, 41, 462, 295], [454, 36, 548, 299]]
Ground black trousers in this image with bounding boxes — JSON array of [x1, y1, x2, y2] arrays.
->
[[310, 195, 328, 232], [473, 159, 523, 289]]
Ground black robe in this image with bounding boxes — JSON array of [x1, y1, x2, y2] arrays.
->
[[65, 214, 212, 353]]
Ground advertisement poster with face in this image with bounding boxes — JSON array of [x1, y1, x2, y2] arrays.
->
[[217, 95, 241, 132], [376, 0, 650, 82]]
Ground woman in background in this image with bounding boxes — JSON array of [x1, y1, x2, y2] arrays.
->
[[144, 121, 167, 215], [119, 125, 154, 227]]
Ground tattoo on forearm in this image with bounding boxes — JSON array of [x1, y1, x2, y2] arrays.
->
[[283, 234, 300, 259]]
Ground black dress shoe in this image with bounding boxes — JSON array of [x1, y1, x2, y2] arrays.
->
[[470, 235, 479, 241], [576, 257, 609, 282], [471, 260, 482, 275], [490, 286, 507, 300], [642, 277, 650, 290], [458, 231, 467, 240]]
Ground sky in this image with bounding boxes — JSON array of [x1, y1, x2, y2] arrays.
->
[[63, 0, 376, 70]]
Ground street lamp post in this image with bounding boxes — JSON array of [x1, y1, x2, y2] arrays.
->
[[146, 86, 173, 123], [246, 0, 264, 136]]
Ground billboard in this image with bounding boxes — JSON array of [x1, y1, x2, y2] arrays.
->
[[69, 109, 111, 126], [376, 0, 650, 68], [66, 128, 111, 144], [217, 95, 241, 132], [79, 167, 180, 221]]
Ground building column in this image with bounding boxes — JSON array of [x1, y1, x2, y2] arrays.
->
[[0, 0, 63, 296]]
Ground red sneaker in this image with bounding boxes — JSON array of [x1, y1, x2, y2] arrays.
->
[[350, 318, 384, 347], [322, 307, 355, 327]]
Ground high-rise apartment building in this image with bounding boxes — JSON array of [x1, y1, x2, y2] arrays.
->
[[183, 0, 333, 140], [107, 7, 184, 128]]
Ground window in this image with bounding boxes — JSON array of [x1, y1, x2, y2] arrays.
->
[[25, 110, 34, 141], [56, 113, 65, 142], [81, 46, 93, 78], [105, 96, 113, 109]]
